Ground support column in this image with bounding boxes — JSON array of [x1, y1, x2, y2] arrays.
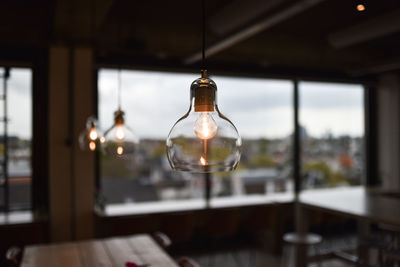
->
[[377, 74, 400, 190], [73, 47, 95, 239], [48, 46, 95, 242], [49, 46, 73, 242]]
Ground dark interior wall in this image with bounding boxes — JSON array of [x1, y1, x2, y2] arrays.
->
[[95, 202, 355, 254], [377, 73, 400, 190], [0, 221, 48, 266], [96, 204, 291, 247]]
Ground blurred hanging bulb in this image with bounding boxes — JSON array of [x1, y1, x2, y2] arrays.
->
[[194, 112, 218, 140], [115, 125, 125, 140], [89, 141, 96, 151], [79, 116, 103, 151], [103, 109, 139, 157], [89, 127, 98, 141]]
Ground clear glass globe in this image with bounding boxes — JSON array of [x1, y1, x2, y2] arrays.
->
[[79, 116, 103, 152], [103, 109, 139, 157], [166, 70, 242, 173]]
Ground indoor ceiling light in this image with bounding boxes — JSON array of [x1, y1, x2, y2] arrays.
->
[[79, 116, 104, 152], [356, 4, 365, 12], [103, 70, 139, 157], [166, 0, 241, 173]]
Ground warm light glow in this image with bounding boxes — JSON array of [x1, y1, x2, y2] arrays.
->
[[356, 4, 365, 11], [200, 156, 207, 166], [194, 113, 218, 140], [117, 146, 124, 155], [115, 125, 125, 140], [100, 136, 105, 143], [89, 128, 98, 141], [89, 141, 96, 151]]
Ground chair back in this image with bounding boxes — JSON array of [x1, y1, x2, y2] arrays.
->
[[178, 257, 201, 267], [153, 231, 172, 250], [6, 246, 22, 267]]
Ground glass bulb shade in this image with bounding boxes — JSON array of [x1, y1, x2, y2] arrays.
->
[[103, 109, 139, 157], [79, 116, 103, 151], [166, 71, 242, 173]]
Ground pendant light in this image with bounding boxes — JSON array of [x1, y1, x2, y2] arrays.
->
[[78, 0, 103, 152], [79, 116, 104, 152], [166, 0, 241, 173], [103, 70, 139, 157]]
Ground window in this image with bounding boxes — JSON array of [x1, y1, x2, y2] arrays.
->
[[299, 82, 365, 189], [98, 70, 204, 205], [212, 77, 293, 198], [98, 69, 366, 209], [0, 68, 33, 211]]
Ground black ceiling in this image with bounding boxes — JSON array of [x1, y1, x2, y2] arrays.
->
[[0, 0, 399, 80]]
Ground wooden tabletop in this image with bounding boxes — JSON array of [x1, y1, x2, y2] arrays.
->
[[299, 186, 400, 227], [21, 234, 179, 267]]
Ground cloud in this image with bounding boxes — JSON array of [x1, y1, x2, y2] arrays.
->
[[6, 68, 32, 139], [98, 69, 365, 140], [299, 81, 364, 109]]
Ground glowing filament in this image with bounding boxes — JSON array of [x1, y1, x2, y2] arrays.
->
[[115, 125, 125, 141], [89, 141, 96, 151], [89, 128, 98, 141], [117, 146, 124, 155], [200, 156, 207, 166], [100, 136, 105, 144], [194, 113, 217, 140]]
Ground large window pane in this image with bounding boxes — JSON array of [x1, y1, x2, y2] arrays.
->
[[7, 69, 32, 210], [299, 82, 364, 189], [99, 70, 294, 207], [0, 68, 32, 211], [212, 77, 293, 197], [98, 69, 204, 205]]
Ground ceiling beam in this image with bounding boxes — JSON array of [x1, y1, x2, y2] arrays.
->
[[208, 0, 288, 36], [184, 0, 327, 65], [53, 0, 114, 43], [328, 9, 400, 48], [349, 59, 400, 77]]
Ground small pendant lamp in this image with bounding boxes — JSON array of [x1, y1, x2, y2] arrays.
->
[[103, 70, 139, 157], [166, 0, 241, 173], [79, 116, 104, 152]]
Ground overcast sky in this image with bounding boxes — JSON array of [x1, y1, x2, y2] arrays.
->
[[2, 67, 363, 141], [98, 69, 364, 140], [1, 68, 32, 139]]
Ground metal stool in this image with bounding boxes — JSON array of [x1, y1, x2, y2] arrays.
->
[[281, 232, 323, 267]]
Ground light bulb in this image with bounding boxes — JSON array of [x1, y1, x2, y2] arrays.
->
[[103, 109, 139, 157], [117, 146, 124, 155], [200, 156, 207, 166], [89, 141, 96, 151], [115, 125, 125, 140], [356, 4, 365, 11], [79, 116, 103, 151], [194, 112, 217, 139], [89, 127, 98, 141], [166, 70, 241, 173]]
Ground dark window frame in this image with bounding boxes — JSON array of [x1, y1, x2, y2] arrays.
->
[[0, 49, 49, 216]]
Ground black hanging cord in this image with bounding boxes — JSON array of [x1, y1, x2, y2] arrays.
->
[[117, 69, 122, 110], [201, 0, 206, 70]]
